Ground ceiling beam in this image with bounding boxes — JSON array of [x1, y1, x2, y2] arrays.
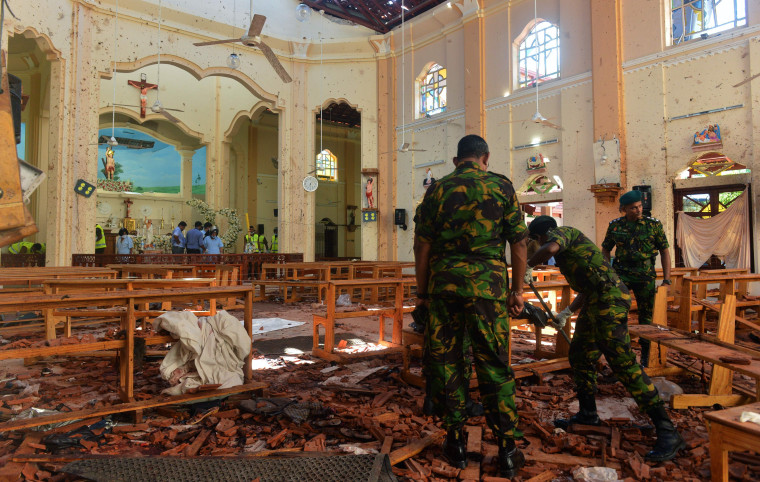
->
[[385, 0, 445, 28], [350, 1, 387, 33], [300, 0, 387, 33]]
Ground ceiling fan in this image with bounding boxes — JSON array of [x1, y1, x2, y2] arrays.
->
[[505, 0, 562, 131], [193, 14, 293, 83], [384, 1, 427, 154]]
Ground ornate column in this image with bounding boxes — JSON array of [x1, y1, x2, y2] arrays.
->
[[373, 36, 394, 261], [461, 0, 485, 136]]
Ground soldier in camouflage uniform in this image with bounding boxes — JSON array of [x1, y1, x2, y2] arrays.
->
[[527, 216, 684, 462], [414, 135, 527, 477], [601, 190, 672, 366]]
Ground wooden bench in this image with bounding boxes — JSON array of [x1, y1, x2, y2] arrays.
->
[[678, 273, 760, 331], [195, 264, 242, 308], [705, 400, 760, 482], [631, 294, 760, 408], [0, 285, 256, 406], [41, 278, 218, 338], [312, 278, 416, 362]]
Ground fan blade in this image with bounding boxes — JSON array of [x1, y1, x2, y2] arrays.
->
[[256, 41, 293, 83], [193, 38, 241, 47], [733, 72, 760, 88], [159, 108, 181, 124], [248, 14, 266, 38], [112, 103, 142, 108], [408, 148, 427, 152], [161, 106, 184, 112], [540, 119, 563, 130]]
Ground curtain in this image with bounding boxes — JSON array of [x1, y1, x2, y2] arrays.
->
[[676, 189, 751, 269]]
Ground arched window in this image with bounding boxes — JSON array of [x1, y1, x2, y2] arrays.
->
[[316, 149, 338, 181], [517, 21, 560, 88], [671, 0, 746, 45], [419, 63, 447, 117]]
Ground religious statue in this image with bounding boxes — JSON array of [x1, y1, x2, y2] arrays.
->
[[423, 168, 435, 190], [145, 219, 154, 247], [127, 73, 158, 119], [365, 177, 375, 210], [527, 154, 547, 172], [104, 146, 116, 180]]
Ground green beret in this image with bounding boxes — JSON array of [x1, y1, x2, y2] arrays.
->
[[528, 215, 558, 237], [619, 190, 642, 206]]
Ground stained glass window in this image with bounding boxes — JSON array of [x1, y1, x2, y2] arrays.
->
[[671, 0, 746, 45], [679, 152, 750, 178], [518, 21, 560, 88], [419, 63, 447, 117], [316, 149, 337, 181]]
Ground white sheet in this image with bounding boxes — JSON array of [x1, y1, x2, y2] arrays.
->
[[250, 317, 305, 335]]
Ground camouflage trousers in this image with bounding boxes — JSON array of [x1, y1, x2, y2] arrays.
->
[[619, 274, 656, 364], [425, 296, 521, 438], [569, 287, 663, 412]]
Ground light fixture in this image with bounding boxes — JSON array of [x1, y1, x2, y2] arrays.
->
[[296, 3, 311, 22], [227, 53, 241, 70], [531, 136, 541, 145]]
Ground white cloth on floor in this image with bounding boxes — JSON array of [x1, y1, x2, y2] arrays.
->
[[153, 310, 250, 395]]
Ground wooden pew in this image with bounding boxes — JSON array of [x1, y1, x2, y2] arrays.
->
[[312, 278, 416, 362], [678, 273, 760, 331], [41, 278, 218, 338], [0, 285, 257, 414]]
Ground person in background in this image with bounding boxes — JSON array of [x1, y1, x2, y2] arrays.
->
[[171, 221, 187, 254], [244, 226, 259, 253], [270, 228, 279, 253], [203, 228, 224, 254], [526, 215, 684, 463], [203, 222, 213, 239], [602, 190, 671, 367], [8, 242, 44, 254], [95, 224, 107, 254], [185, 221, 204, 254], [258, 228, 269, 253], [115, 228, 134, 254]]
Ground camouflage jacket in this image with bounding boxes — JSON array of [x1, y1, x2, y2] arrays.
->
[[414, 160, 527, 300], [601, 216, 668, 279], [547, 226, 625, 295]]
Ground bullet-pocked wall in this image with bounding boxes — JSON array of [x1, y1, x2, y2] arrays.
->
[[389, 0, 760, 270], [5, 0, 379, 264]]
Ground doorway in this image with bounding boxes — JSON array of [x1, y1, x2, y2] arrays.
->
[[672, 184, 753, 270]]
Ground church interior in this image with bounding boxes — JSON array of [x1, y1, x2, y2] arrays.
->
[[1, 0, 760, 480]]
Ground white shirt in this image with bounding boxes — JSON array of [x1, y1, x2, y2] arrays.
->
[[115, 235, 134, 254]]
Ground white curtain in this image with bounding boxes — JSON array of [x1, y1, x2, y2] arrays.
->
[[676, 189, 751, 269]]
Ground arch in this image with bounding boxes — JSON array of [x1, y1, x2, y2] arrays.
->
[[99, 54, 278, 105], [12, 26, 62, 61], [99, 107, 206, 147], [224, 102, 275, 139], [517, 173, 563, 201], [675, 151, 751, 180], [513, 18, 560, 89]]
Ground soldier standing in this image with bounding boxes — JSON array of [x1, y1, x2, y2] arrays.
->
[[602, 190, 671, 366], [527, 216, 684, 462], [414, 134, 527, 477]]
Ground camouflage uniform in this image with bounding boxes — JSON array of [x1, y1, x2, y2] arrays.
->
[[602, 217, 669, 362], [548, 227, 662, 412], [414, 160, 527, 438]]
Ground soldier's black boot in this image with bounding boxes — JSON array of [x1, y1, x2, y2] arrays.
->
[[498, 438, 525, 478], [645, 405, 685, 462], [443, 427, 467, 469], [554, 392, 601, 429]]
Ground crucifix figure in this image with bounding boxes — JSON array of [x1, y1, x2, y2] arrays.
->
[[123, 197, 133, 218], [127, 73, 158, 118]]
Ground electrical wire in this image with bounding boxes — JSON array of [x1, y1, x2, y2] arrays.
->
[[111, 0, 119, 140]]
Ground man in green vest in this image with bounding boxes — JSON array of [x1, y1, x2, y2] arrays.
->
[[258, 228, 269, 253], [8, 242, 43, 254], [95, 224, 107, 254], [244, 226, 259, 253], [271, 228, 278, 253]]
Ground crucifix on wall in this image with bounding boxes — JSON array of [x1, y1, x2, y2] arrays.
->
[[127, 73, 158, 118]]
